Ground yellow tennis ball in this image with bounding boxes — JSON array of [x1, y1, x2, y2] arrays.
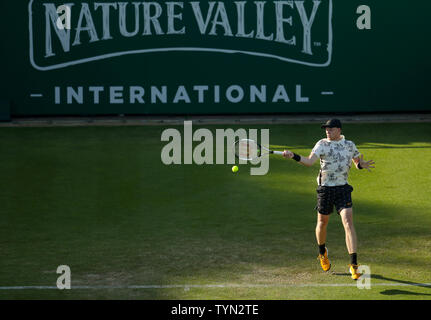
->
[[232, 165, 239, 173]]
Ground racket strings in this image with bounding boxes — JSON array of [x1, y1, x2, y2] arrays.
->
[[235, 140, 260, 160]]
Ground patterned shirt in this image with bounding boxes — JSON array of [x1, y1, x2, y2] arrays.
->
[[311, 135, 360, 186]]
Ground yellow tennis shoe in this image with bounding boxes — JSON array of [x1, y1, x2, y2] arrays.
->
[[318, 248, 331, 272], [349, 264, 361, 280]]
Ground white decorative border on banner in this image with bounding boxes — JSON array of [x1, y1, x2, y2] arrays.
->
[[29, 0, 333, 71]]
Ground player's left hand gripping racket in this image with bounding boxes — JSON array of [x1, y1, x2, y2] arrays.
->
[[234, 139, 284, 161]]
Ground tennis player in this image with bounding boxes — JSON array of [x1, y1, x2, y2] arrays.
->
[[283, 119, 375, 280]]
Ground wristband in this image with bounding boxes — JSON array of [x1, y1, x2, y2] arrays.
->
[[292, 153, 301, 162], [358, 163, 363, 169]]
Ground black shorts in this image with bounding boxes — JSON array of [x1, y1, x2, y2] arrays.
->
[[315, 184, 353, 215]]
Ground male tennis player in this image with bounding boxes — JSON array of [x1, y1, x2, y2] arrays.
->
[[282, 119, 375, 280]]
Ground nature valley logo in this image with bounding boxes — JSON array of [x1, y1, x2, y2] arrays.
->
[[29, 0, 333, 71]]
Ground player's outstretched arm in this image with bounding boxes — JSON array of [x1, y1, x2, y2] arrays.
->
[[283, 150, 319, 167], [353, 154, 375, 172]]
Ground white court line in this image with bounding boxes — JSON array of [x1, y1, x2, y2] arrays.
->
[[1, 283, 431, 290]]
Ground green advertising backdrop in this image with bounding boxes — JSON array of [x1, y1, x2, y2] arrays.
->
[[1, 0, 430, 116]]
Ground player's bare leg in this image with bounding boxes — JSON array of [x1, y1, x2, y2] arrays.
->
[[340, 208, 357, 254], [340, 208, 361, 279], [316, 213, 331, 271], [316, 213, 329, 245]]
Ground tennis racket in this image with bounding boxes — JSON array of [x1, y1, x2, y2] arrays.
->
[[233, 139, 284, 161]]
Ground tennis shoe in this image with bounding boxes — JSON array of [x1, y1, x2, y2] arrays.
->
[[318, 248, 331, 272], [349, 264, 361, 280]]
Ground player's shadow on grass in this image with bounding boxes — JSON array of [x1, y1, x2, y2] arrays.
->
[[371, 274, 431, 289], [371, 274, 431, 296], [331, 272, 350, 276], [332, 273, 431, 288], [380, 289, 431, 296]]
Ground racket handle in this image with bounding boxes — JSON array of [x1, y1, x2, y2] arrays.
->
[[273, 151, 284, 155]]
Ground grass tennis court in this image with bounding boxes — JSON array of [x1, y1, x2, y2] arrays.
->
[[0, 122, 430, 299]]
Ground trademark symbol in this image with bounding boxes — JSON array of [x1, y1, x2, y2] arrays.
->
[[313, 42, 321, 47]]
